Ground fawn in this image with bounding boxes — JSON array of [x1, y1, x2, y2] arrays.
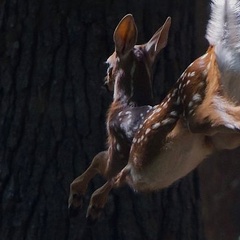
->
[[68, 14, 171, 217], [84, 0, 240, 222]]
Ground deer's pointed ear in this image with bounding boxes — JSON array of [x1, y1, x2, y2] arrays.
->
[[145, 17, 171, 62], [113, 14, 138, 57]]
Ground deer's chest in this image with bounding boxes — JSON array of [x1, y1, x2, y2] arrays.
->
[[107, 105, 153, 144]]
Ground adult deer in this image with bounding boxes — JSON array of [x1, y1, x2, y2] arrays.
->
[[68, 15, 172, 216], [85, 0, 240, 222]]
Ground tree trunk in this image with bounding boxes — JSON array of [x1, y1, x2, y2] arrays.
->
[[199, 149, 240, 240], [0, 0, 208, 240]]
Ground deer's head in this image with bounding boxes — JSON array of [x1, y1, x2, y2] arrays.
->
[[105, 14, 171, 106]]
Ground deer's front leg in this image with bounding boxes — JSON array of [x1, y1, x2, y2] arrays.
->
[[68, 151, 108, 216]]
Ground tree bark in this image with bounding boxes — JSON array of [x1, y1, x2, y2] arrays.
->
[[199, 149, 240, 240], [0, 0, 208, 240]]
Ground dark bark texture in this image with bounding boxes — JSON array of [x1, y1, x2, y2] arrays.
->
[[199, 149, 240, 240], [0, 0, 217, 240]]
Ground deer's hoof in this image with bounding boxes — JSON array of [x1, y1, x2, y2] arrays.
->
[[68, 193, 83, 218], [86, 205, 103, 225]]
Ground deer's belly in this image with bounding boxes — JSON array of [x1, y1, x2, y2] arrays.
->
[[128, 132, 212, 192]]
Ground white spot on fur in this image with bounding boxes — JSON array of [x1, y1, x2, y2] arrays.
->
[[188, 101, 194, 108], [192, 93, 202, 102], [172, 88, 178, 95], [188, 71, 196, 77], [189, 109, 194, 115], [175, 97, 181, 105], [169, 111, 178, 117], [133, 126, 138, 131], [116, 144, 121, 151], [145, 128, 151, 134], [152, 122, 161, 129], [162, 118, 175, 125]]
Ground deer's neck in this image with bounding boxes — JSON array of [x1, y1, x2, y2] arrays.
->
[[113, 65, 153, 107], [113, 74, 133, 108]]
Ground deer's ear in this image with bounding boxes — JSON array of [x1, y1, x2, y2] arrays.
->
[[145, 17, 171, 62], [113, 14, 138, 57]]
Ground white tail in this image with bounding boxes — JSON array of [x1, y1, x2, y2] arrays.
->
[[206, 0, 228, 46], [206, 0, 240, 48], [206, 0, 240, 102]]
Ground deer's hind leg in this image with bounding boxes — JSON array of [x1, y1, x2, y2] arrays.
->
[[86, 166, 130, 224], [68, 151, 108, 216]]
